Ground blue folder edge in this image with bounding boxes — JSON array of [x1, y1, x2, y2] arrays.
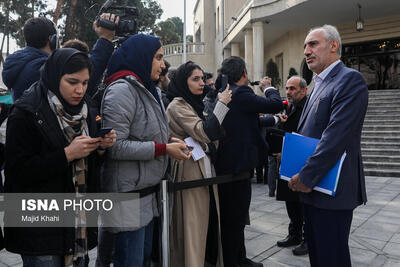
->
[[279, 133, 347, 196]]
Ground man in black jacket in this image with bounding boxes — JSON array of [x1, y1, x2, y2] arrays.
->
[[215, 56, 283, 267], [156, 59, 171, 109], [2, 14, 117, 102], [275, 76, 308, 255]]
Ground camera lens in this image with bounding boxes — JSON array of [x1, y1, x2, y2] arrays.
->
[[116, 20, 137, 35]]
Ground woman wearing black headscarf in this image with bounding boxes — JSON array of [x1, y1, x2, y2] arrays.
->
[[4, 48, 116, 267], [166, 61, 232, 267]]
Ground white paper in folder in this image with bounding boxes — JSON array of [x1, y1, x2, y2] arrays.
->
[[184, 137, 206, 161]]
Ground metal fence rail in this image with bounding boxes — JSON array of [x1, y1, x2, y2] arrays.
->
[[160, 172, 250, 267]]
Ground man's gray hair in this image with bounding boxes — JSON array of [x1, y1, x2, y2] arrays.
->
[[289, 75, 307, 89], [309, 24, 342, 57]]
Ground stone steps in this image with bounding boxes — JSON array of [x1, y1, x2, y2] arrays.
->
[[361, 131, 400, 137], [362, 155, 400, 163], [364, 112, 397, 117], [368, 92, 400, 96], [363, 168, 400, 177], [367, 103, 400, 109], [363, 120, 400, 125], [362, 89, 400, 177], [368, 99, 400, 104], [361, 148, 398, 154], [364, 116, 398, 121], [368, 95, 400, 100], [362, 136, 400, 143], [363, 161, 400, 170], [365, 110, 399, 115], [365, 110, 400, 115], [361, 142, 400, 149], [363, 125, 400, 131], [368, 89, 400, 96]]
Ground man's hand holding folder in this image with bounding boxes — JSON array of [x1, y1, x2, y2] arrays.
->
[[288, 173, 311, 193]]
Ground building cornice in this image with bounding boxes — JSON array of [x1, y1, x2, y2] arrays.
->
[[222, 0, 307, 48], [224, 0, 255, 42], [194, 0, 201, 15]]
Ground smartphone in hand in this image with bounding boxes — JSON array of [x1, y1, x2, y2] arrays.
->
[[220, 74, 228, 92], [182, 146, 194, 155], [95, 127, 113, 138]]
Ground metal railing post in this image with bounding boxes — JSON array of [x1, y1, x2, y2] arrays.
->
[[161, 180, 170, 267]]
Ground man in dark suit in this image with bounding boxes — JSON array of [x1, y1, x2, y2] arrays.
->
[[288, 25, 368, 267], [275, 76, 308, 255], [215, 56, 283, 267]]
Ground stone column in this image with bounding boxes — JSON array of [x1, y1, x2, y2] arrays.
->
[[231, 43, 240, 57], [252, 21, 264, 83], [223, 48, 231, 59], [244, 28, 253, 81]]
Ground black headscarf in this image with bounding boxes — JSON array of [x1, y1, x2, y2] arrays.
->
[[167, 61, 205, 119], [40, 48, 89, 115]]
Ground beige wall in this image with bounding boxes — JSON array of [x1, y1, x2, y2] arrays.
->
[[264, 28, 308, 95], [191, 0, 217, 74], [212, 0, 224, 74], [204, 0, 216, 56], [193, 0, 203, 43]]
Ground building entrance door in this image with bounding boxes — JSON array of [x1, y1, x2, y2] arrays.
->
[[342, 38, 400, 90]]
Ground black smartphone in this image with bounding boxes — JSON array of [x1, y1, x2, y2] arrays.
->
[[95, 127, 112, 138], [220, 74, 228, 92]]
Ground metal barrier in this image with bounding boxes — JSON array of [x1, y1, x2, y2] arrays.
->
[[161, 180, 170, 267], [160, 172, 251, 267]]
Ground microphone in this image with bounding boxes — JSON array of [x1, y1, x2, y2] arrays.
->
[[249, 81, 259, 86]]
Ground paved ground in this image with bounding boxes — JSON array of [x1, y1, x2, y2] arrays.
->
[[0, 175, 399, 266], [246, 176, 400, 266]]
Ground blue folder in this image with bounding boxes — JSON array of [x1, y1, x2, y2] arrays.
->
[[279, 132, 346, 196]]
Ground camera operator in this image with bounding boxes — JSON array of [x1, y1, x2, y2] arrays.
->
[[2, 17, 57, 101], [2, 13, 117, 102]]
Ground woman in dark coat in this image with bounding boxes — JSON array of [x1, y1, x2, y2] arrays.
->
[[4, 48, 116, 267]]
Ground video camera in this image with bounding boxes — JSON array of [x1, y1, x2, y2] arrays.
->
[[96, 0, 139, 44]]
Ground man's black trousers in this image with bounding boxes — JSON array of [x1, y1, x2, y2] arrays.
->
[[303, 204, 353, 267], [218, 175, 252, 267], [285, 201, 304, 238]]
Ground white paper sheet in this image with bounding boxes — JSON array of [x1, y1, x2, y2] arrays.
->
[[184, 137, 206, 161]]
